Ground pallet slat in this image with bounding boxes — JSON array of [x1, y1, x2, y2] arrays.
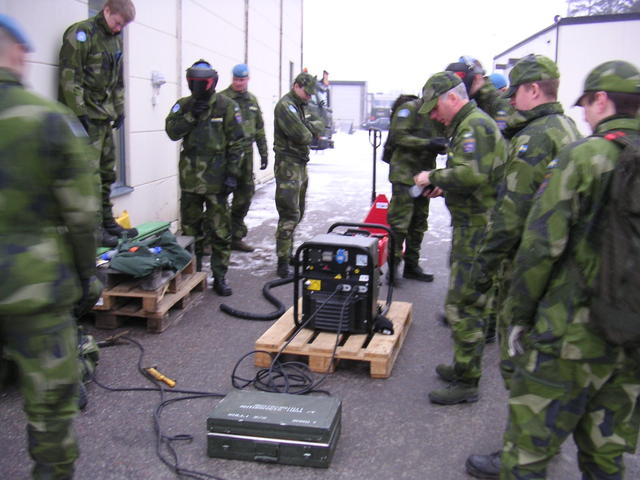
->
[[94, 271, 206, 333], [255, 301, 412, 378]]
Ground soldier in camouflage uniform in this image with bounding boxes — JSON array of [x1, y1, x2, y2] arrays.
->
[[461, 55, 582, 478], [165, 60, 245, 296], [219, 64, 269, 252], [386, 94, 447, 283], [498, 61, 640, 479], [446, 56, 514, 132], [0, 16, 99, 479], [273, 72, 324, 278], [414, 71, 507, 405], [58, 0, 137, 247]]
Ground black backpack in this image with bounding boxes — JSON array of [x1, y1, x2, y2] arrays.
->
[[589, 131, 640, 347]]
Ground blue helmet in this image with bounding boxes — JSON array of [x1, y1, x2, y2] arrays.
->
[[489, 73, 507, 90], [0, 14, 33, 52], [232, 64, 249, 78]]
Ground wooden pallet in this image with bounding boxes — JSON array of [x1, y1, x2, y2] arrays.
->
[[254, 301, 412, 378], [93, 259, 206, 333]]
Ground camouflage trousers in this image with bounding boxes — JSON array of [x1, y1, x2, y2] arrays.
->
[[230, 147, 256, 241], [387, 183, 430, 268], [86, 120, 117, 223], [180, 192, 231, 279], [0, 311, 80, 479], [501, 349, 640, 479], [445, 222, 496, 384], [275, 155, 308, 260]]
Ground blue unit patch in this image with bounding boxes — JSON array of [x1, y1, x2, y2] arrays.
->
[[397, 108, 410, 118], [518, 144, 529, 154], [462, 138, 476, 153], [172, 103, 180, 113], [235, 111, 243, 123], [76, 30, 87, 42], [288, 104, 297, 114]]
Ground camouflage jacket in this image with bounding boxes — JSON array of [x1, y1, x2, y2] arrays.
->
[[0, 68, 98, 315], [165, 92, 245, 194], [220, 86, 268, 158], [388, 99, 442, 185], [58, 11, 124, 121], [473, 82, 513, 132], [473, 102, 582, 287], [504, 116, 640, 360], [430, 101, 507, 226], [273, 90, 322, 162]]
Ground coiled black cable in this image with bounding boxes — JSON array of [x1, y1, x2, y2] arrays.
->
[[219, 277, 293, 320]]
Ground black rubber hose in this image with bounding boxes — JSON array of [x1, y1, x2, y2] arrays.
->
[[219, 277, 294, 320]]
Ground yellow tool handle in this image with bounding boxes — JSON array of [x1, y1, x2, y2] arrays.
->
[[146, 367, 176, 388]]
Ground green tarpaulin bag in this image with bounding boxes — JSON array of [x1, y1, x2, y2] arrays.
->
[[109, 231, 192, 278]]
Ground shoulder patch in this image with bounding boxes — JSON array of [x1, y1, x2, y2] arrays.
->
[[535, 158, 560, 197], [462, 137, 476, 153], [518, 144, 528, 154], [76, 30, 87, 42], [397, 108, 410, 118], [288, 104, 298, 114], [172, 103, 180, 113], [235, 111, 243, 124]]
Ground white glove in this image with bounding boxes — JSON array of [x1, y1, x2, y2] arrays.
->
[[507, 326, 526, 357]]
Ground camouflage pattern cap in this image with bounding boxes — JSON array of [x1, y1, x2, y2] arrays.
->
[[574, 60, 640, 105], [294, 72, 317, 95], [0, 14, 33, 52], [418, 71, 462, 114], [504, 54, 559, 98]]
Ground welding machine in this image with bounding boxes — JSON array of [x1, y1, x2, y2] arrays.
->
[[292, 223, 395, 335]]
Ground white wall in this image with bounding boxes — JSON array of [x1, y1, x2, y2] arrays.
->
[[558, 19, 640, 133], [3, 0, 303, 229], [493, 17, 640, 135]]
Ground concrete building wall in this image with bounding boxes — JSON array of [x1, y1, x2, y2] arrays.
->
[[2, 0, 303, 229]]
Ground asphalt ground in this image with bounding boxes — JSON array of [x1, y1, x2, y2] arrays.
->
[[1, 130, 638, 479]]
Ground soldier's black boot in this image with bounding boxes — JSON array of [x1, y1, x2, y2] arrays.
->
[[277, 257, 292, 278], [403, 264, 434, 282], [231, 238, 255, 252], [428, 380, 479, 405], [213, 277, 232, 296], [100, 228, 118, 248], [435, 364, 459, 383], [103, 218, 139, 239], [465, 450, 501, 479]]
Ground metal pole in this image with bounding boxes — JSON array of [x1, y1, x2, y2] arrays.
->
[[369, 128, 382, 204]]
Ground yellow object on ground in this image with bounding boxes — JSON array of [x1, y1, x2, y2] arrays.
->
[[116, 210, 132, 228]]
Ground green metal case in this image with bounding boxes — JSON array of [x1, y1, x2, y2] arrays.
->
[[207, 390, 341, 468]]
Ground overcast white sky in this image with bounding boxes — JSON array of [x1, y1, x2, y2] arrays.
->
[[303, 0, 570, 94]]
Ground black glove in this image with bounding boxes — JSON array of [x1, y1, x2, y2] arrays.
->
[[191, 100, 209, 117], [260, 156, 268, 170], [78, 115, 91, 132], [425, 137, 449, 154], [223, 176, 238, 194], [112, 114, 125, 130]]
